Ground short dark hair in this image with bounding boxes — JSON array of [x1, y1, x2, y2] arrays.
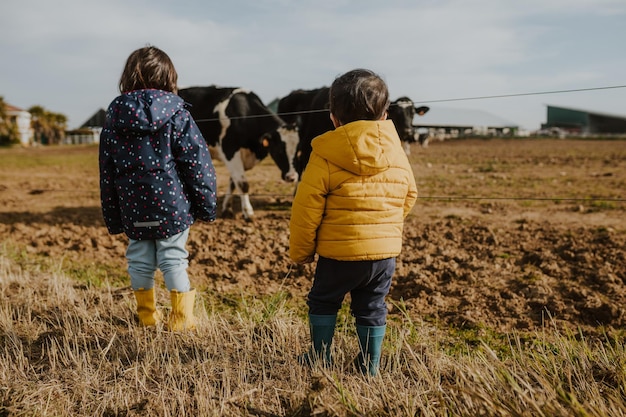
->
[[119, 46, 178, 94], [329, 69, 390, 125]]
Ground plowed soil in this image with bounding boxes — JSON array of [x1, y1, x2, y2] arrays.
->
[[1, 139, 625, 336]]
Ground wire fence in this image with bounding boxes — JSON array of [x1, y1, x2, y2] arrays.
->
[[24, 189, 626, 203], [193, 84, 626, 123]]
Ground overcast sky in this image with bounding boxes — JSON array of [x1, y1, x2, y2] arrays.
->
[[1, 0, 625, 131]]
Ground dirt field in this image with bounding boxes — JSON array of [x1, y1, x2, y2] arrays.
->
[[1, 138, 625, 336]]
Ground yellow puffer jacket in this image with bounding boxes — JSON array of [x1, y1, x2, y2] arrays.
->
[[289, 119, 418, 263]]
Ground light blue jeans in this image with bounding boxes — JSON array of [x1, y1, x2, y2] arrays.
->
[[126, 228, 191, 292]]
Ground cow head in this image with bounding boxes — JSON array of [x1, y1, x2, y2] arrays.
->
[[388, 97, 430, 144], [260, 123, 300, 183]]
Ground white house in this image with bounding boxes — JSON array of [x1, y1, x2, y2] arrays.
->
[[5, 103, 33, 146]]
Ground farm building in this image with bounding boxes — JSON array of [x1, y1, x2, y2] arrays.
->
[[413, 106, 520, 140], [64, 108, 105, 144], [540, 105, 626, 136]]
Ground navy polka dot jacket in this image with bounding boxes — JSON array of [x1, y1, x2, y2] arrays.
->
[[99, 89, 217, 240]]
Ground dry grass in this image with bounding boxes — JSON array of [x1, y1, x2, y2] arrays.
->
[[1, 251, 625, 417], [1, 139, 625, 416]]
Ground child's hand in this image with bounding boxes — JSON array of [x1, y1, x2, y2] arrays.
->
[[298, 255, 315, 264]]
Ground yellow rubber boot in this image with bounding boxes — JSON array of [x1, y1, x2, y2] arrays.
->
[[168, 289, 197, 331], [134, 288, 163, 327]]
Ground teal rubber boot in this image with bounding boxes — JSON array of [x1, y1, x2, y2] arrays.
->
[[300, 314, 337, 366], [356, 324, 386, 376]]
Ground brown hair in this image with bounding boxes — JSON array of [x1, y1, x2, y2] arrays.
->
[[118, 46, 178, 94], [329, 69, 390, 125]]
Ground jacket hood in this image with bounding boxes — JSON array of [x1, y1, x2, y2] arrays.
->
[[312, 119, 398, 175], [108, 89, 184, 134]]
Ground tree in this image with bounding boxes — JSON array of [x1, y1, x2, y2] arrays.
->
[[29, 105, 49, 144], [0, 96, 8, 137], [50, 112, 68, 144], [0, 96, 20, 146], [29, 105, 67, 145]]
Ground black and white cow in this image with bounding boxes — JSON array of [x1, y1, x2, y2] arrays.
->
[[274, 88, 321, 128], [388, 96, 430, 155], [278, 87, 330, 176], [178, 86, 299, 220], [277, 87, 429, 176]]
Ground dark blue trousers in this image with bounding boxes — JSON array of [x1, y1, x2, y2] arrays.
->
[[307, 256, 395, 327]]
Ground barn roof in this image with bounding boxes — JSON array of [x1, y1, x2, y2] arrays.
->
[[544, 104, 626, 134], [267, 97, 280, 114], [545, 104, 626, 120], [415, 106, 519, 128], [81, 108, 106, 128], [4, 103, 26, 113]]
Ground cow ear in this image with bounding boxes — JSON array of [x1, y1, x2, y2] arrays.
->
[[415, 106, 430, 116]]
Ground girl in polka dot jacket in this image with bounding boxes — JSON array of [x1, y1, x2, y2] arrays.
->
[[99, 46, 217, 331]]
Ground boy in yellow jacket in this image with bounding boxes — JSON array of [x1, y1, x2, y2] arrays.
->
[[289, 69, 418, 376]]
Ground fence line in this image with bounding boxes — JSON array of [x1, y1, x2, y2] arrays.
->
[[25, 189, 626, 203], [418, 85, 626, 104], [193, 84, 626, 123]]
